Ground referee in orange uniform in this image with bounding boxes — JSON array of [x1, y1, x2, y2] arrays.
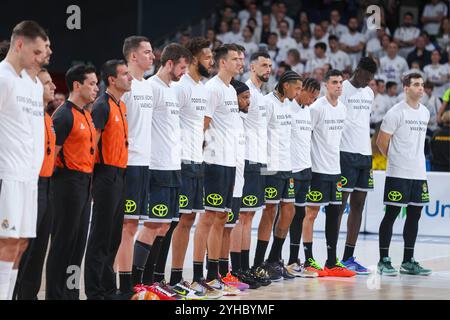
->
[[45, 64, 99, 300], [84, 60, 131, 300]]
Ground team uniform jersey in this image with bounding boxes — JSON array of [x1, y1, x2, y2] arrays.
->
[[40, 113, 56, 178], [307, 96, 346, 206], [381, 101, 430, 206], [172, 74, 207, 217], [147, 75, 182, 223], [0, 61, 38, 238], [379, 55, 409, 87]]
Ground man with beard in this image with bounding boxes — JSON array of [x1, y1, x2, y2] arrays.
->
[[131, 44, 191, 300], [394, 12, 421, 58], [45, 64, 99, 299], [229, 52, 273, 287], [339, 17, 365, 70]]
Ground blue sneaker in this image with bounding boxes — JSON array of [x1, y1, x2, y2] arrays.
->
[[341, 257, 370, 275]]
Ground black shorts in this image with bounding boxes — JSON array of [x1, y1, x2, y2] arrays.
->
[[293, 168, 312, 207], [240, 161, 266, 212], [383, 177, 430, 207], [306, 172, 342, 207], [264, 171, 295, 204], [123, 166, 150, 220], [204, 163, 236, 212], [225, 197, 241, 228], [340, 152, 374, 192], [147, 170, 181, 223], [175, 163, 205, 221]]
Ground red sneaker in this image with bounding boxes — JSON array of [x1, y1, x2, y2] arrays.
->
[[324, 260, 357, 277], [305, 258, 328, 277]]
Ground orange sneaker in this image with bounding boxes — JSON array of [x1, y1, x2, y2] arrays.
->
[[324, 259, 357, 277], [305, 258, 328, 277], [221, 273, 249, 291]]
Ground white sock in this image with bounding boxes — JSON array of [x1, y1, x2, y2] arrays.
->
[[7, 269, 18, 300], [0, 261, 14, 300]]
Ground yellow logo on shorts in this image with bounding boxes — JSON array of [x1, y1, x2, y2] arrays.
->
[[341, 176, 348, 187], [243, 195, 258, 207], [265, 187, 278, 199], [388, 191, 403, 202], [307, 191, 323, 202], [227, 211, 234, 223], [125, 200, 137, 213], [206, 194, 223, 206], [179, 195, 188, 208], [152, 204, 169, 217]]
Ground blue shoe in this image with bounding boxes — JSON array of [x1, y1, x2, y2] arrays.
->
[[341, 257, 370, 275]]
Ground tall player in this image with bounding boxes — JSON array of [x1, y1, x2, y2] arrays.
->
[[303, 69, 356, 277], [376, 73, 432, 276], [167, 38, 215, 298], [255, 71, 302, 281], [0, 21, 47, 300], [191, 44, 241, 296], [115, 36, 155, 298], [337, 57, 378, 274]]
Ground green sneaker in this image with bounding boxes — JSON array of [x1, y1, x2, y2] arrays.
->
[[377, 257, 398, 276], [400, 258, 432, 276]]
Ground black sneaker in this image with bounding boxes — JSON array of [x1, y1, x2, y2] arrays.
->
[[279, 260, 295, 280], [232, 270, 261, 289], [249, 266, 272, 286], [263, 261, 283, 282]]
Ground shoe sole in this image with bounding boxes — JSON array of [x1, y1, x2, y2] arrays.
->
[[300, 274, 318, 278], [377, 270, 398, 276], [400, 270, 432, 276], [270, 277, 283, 282]]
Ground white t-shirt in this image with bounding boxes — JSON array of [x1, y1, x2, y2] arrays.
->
[[309, 96, 347, 175], [371, 94, 391, 124], [21, 71, 45, 180], [310, 34, 330, 48], [298, 46, 314, 63], [394, 26, 421, 56], [204, 75, 240, 167], [239, 40, 259, 64], [291, 63, 305, 75], [423, 64, 449, 98], [328, 50, 352, 71], [265, 92, 292, 172], [340, 80, 374, 155], [380, 101, 430, 180], [0, 61, 35, 181], [233, 114, 246, 198], [244, 79, 267, 164], [148, 75, 181, 170], [339, 32, 366, 69], [173, 74, 206, 163], [379, 55, 409, 86], [305, 56, 330, 73], [422, 2, 448, 36], [290, 100, 312, 172], [328, 24, 349, 38], [122, 77, 153, 166], [277, 36, 297, 63]]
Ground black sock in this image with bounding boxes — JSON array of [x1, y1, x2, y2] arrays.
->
[[289, 206, 305, 265], [219, 259, 229, 277], [142, 236, 163, 285], [403, 248, 414, 263], [193, 262, 204, 282], [169, 268, 183, 286], [230, 252, 241, 272], [119, 272, 132, 293], [343, 243, 355, 261], [206, 259, 219, 281], [379, 205, 401, 261], [268, 236, 285, 263], [253, 240, 269, 267], [132, 240, 152, 286], [325, 205, 340, 267], [303, 242, 313, 263], [403, 205, 422, 263], [241, 250, 250, 271], [153, 221, 178, 283]]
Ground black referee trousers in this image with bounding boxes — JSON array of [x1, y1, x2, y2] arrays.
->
[[84, 164, 126, 300], [45, 168, 92, 300], [14, 177, 53, 300]]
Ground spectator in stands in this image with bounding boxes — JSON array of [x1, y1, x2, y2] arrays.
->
[[274, 2, 294, 34], [366, 27, 387, 60], [266, 61, 291, 92], [228, 18, 244, 43], [371, 79, 391, 129], [310, 24, 329, 48], [238, 0, 262, 27], [421, 0, 448, 37], [328, 9, 349, 38], [312, 67, 327, 96], [328, 35, 352, 72], [207, 28, 217, 48], [394, 12, 421, 58], [437, 18, 450, 52], [298, 33, 314, 65], [285, 48, 304, 76], [422, 81, 442, 134], [424, 50, 449, 97], [305, 42, 330, 75], [430, 111, 450, 172], [380, 41, 409, 90], [407, 35, 432, 68], [342, 68, 351, 80], [260, 14, 272, 44], [421, 31, 438, 51], [276, 20, 297, 63], [179, 32, 191, 47], [247, 17, 261, 44], [339, 17, 366, 69], [267, 32, 280, 62], [292, 27, 302, 47], [217, 20, 231, 44], [240, 25, 259, 63], [53, 92, 67, 109], [386, 81, 400, 107], [403, 61, 427, 81]]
